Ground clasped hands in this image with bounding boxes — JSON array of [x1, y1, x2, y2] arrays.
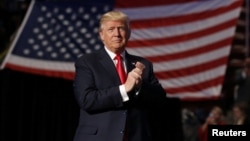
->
[[124, 61, 145, 93]]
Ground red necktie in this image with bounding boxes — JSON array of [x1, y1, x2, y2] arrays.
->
[[115, 54, 127, 84]]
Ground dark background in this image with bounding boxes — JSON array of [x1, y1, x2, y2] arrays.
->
[[0, 68, 183, 141]]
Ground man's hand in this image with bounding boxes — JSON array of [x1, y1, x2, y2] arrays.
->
[[124, 62, 145, 93]]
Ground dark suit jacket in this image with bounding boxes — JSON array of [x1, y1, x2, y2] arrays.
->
[[73, 48, 166, 141]]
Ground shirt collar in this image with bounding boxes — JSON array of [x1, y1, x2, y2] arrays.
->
[[104, 46, 125, 60]]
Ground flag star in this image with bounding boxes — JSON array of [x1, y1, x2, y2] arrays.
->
[[46, 29, 53, 35], [68, 43, 74, 48], [67, 26, 74, 32], [76, 38, 83, 44], [71, 14, 77, 20], [33, 28, 40, 33], [63, 20, 69, 26], [51, 53, 58, 58], [58, 14, 64, 20], [72, 32, 78, 38], [46, 47, 52, 52], [41, 6, 47, 12], [55, 41, 62, 47], [60, 47, 66, 53], [28, 38, 35, 44], [37, 34, 44, 40], [64, 38, 70, 43], [37, 17, 44, 22], [91, 7, 97, 13], [42, 40, 48, 46], [64, 53, 70, 59], [51, 35, 57, 41], [46, 12, 52, 18], [83, 14, 89, 20], [37, 51, 43, 57], [76, 21, 82, 27], [23, 49, 30, 55], [66, 8, 72, 14], [33, 45, 39, 50], [42, 23, 48, 29], [59, 32, 65, 37], [73, 48, 80, 54]]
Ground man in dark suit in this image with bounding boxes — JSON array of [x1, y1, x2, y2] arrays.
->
[[73, 10, 167, 141]]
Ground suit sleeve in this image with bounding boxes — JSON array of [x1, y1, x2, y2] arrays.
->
[[132, 59, 167, 107], [73, 57, 124, 113]]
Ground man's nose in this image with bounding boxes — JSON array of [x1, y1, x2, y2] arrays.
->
[[113, 28, 121, 36]]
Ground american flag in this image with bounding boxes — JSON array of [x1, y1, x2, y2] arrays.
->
[[0, 0, 243, 101]]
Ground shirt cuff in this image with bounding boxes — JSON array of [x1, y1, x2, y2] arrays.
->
[[119, 85, 129, 102]]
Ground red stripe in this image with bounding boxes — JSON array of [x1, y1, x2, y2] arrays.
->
[[165, 76, 224, 93], [147, 38, 232, 62], [179, 96, 220, 101], [129, 0, 242, 29], [5, 63, 74, 80], [128, 18, 238, 47], [115, 0, 197, 8], [155, 56, 228, 79]]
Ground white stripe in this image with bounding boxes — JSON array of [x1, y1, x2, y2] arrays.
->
[[7, 55, 75, 71], [166, 85, 222, 98], [117, 0, 236, 20], [159, 65, 226, 88], [130, 8, 241, 40], [153, 45, 230, 72], [127, 27, 235, 57]]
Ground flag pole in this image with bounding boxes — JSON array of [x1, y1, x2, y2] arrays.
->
[[0, 0, 35, 69]]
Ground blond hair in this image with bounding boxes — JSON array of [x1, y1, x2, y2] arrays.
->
[[99, 11, 130, 31]]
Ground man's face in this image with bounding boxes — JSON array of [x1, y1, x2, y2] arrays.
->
[[99, 20, 130, 54]]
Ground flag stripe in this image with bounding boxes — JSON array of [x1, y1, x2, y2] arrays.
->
[[165, 76, 224, 94], [129, 8, 240, 41], [126, 27, 235, 58], [153, 45, 231, 72], [5, 63, 74, 80], [146, 38, 232, 62], [117, 0, 239, 21], [128, 0, 242, 29], [166, 85, 222, 99], [155, 56, 228, 79], [159, 65, 226, 88], [115, 0, 197, 8], [128, 19, 238, 48]]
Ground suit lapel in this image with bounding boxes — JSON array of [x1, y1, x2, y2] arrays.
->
[[98, 49, 121, 83], [125, 52, 136, 73], [97, 49, 137, 84]]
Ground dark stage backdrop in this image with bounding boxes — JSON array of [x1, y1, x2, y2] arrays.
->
[[0, 69, 183, 141]]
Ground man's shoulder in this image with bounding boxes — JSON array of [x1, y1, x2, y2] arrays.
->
[[76, 49, 103, 60], [127, 53, 151, 64]]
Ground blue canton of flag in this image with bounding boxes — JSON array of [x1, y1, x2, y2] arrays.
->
[[1, 0, 113, 79]]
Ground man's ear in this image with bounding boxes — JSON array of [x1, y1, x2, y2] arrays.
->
[[99, 30, 104, 41]]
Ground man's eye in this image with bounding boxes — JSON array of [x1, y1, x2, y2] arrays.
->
[[108, 28, 113, 32], [119, 27, 126, 32]]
